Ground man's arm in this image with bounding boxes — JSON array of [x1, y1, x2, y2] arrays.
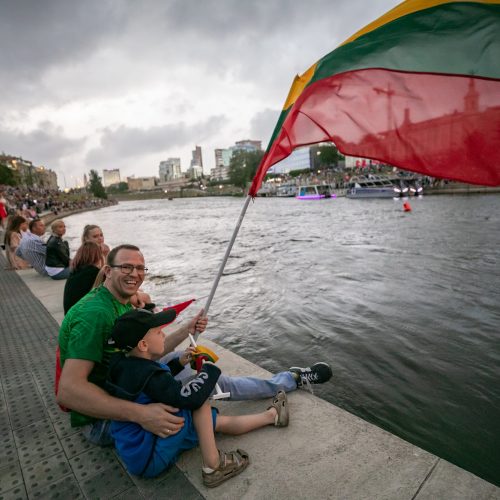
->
[[57, 358, 185, 438], [162, 309, 208, 355]]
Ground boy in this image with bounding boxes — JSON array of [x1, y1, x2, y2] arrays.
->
[[106, 308, 289, 487]]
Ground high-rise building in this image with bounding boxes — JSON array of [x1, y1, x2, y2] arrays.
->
[[102, 169, 121, 187], [227, 139, 262, 161], [214, 148, 232, 168], [214, 140, 262, 173], [210, 165, 230, 181], [234, 139, 262, 151], [190, 146, 203, 170], [159, 158, 182, 182], [269, 147, 312, 173], [187, 165, 203, 179]]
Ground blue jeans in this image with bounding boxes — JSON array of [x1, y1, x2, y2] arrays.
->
[[162, 351, 297, 400], [50, 267, 70, 280]]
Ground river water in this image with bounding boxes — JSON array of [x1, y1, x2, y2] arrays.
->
[[65, 194, 500, 486]]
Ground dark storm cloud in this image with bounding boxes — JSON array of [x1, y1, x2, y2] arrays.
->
[[0, 121, 85, 166], [162, 0, 367, 39], [0, 1, 123, 77], [1, 0, 397, 93], [86, 115, 226, 166], [124, 0, 385, 102]]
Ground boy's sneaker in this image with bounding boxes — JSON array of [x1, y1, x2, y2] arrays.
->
[[289, 362, 332, 388]]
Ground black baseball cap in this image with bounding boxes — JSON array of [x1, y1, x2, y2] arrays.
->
[[108, 308, 177, 351]]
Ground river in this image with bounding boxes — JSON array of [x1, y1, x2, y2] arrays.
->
[[64, 194, 500, 486]]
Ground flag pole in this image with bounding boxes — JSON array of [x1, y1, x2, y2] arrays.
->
[[194, 194, 252, 341]]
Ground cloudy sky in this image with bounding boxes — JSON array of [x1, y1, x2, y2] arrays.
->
[[1, 0, 399, 187]]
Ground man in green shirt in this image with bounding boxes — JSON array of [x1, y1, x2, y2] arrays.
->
[[58, 244, 207, 443], [59, 285, 133, 427]]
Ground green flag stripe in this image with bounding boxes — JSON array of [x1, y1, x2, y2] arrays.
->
[[311, 2, 500, 85]]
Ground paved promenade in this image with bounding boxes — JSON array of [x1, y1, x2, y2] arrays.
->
[[1, 254, 499, 499]]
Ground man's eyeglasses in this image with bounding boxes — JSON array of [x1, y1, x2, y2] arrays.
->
[[110, 264, 148, 275]]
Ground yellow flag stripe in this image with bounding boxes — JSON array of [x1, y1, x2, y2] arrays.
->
[[341, 0, 500, 46]]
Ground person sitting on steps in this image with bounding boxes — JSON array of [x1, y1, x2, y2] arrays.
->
[[15, 218, 48, 276], [45, 219, 71, 280]]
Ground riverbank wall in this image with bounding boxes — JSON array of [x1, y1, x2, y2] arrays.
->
[[1, 257, 498, 499], [107, 184, 500, 202], [38, 201, 118, 227]]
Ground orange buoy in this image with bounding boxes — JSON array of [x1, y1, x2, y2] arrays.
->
[[403, 201, 412, 212]]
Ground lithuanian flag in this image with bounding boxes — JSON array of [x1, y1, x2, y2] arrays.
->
[[249, 0, 500, 196]]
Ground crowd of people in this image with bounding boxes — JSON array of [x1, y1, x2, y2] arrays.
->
[[1, 184, 116, 276], [2, 207, 333, 488], [0, 185, 115, 224]]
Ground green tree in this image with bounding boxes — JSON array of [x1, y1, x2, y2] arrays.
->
[[88, 169, 107, 199], [0, 163, 18, 186], [229, 150, 264, 189], [313, 144, 343, 167], [107, 182, 129, 194], [288, 168, 311, 178]]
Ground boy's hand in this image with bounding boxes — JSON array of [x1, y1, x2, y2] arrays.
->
[[179, 346, 197, 366], [188, 309, 208, 335]]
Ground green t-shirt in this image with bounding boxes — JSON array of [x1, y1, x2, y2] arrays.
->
[[58, 285, 133, 427]]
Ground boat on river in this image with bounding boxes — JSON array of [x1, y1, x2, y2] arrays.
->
[[296, 184, 335, 200], [346, 175, 398, 199], [276, 184, 298, 197], [394, 180, 424, 197]]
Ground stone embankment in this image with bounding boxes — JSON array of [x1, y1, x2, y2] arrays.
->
[[39, 201, 118, 226]]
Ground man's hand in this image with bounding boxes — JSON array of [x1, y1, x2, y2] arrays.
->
[[188, 309, 208, 335], [136, 403, 185, 437]]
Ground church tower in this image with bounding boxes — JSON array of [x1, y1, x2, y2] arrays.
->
[[464, 78, 479, 113]]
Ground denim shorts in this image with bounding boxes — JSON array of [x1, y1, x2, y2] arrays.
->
[[81, 419, 114, 446]]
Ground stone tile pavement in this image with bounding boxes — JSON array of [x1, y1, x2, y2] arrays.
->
[[0, 252, 203, 500]]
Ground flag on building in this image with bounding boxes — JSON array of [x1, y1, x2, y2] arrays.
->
[[249, 0, 500, 196]]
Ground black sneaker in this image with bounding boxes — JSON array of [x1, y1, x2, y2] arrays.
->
[[289, 362, 332, 387]]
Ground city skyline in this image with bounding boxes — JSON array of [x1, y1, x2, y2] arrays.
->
[[0, 0, 399, 187]]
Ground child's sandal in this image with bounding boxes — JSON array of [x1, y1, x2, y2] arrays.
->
[[268, 390, 289, 427], [202, 449, 249, 488]]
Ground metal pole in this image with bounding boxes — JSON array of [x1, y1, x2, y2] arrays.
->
[[194, 194, 252, 340]]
